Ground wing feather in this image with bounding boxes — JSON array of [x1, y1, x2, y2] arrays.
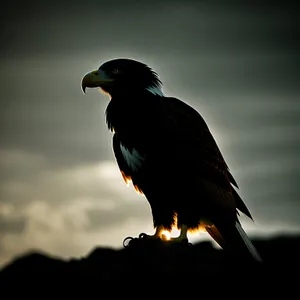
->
[[112, 134, 134, 184], [158, 97, 251, 219], [159, 97, 233, 188]]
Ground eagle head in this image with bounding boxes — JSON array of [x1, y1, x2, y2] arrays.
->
[[81, 58, 162, 97]]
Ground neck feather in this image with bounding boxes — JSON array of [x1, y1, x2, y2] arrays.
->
[[146, 86, 164, 97]]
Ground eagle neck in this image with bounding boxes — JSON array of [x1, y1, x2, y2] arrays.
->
[[105, 90, 160, 134]]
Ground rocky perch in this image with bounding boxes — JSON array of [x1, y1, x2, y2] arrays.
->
[[1, 234, 299, 297]]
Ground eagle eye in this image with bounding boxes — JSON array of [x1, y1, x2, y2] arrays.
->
[[112, 68, 120, 74]]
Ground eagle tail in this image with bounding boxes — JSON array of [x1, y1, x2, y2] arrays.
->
[[234, 221, 262, 262], [206, 221, 262, 263]]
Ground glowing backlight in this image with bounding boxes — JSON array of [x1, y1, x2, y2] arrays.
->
[[161, 230, 171, 241], [98, 88, 111, 99]]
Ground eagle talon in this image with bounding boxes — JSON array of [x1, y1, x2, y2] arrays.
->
[[123, 236, 134, 248], [138, 233, 162, 241], [138, 233, 148, 239]]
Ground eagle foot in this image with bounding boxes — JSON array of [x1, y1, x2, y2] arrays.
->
[[123, 235, 193, 249], [123, 236, 134, 248], [123, 232, 193, 248], [139, 232, 161, 240], [122, 233, 163, 248]]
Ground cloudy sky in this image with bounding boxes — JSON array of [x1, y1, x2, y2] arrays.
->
[[0, 1, 299, 268]]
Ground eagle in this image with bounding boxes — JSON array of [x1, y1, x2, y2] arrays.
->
[[81, 58, 262, 262]]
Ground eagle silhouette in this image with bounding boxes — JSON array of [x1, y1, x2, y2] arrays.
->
[[82, 58, 262, 262]]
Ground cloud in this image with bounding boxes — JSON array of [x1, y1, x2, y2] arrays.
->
[[0, 58, 114, 169], [2, 1, 298, 64], [0, 150, 154, 268], [0, 149, 145, 207], [0, 215, 26, 234]]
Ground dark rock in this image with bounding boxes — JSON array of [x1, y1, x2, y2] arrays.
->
[[1, 234, 299, 297]]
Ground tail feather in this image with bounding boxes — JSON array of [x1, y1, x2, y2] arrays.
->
[[205, 225, 227, 250], [232, 188, 253, 221], [235, 222, 262, 262], [206, 222, 263, 263]]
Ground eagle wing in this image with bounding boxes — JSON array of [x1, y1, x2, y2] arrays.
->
[[157, 97, 252, 220]]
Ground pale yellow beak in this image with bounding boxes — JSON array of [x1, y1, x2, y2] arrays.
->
[[81, 69, 114, 93]]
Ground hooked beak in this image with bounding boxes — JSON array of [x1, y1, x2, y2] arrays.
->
[[81, 69, 114, 94]]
